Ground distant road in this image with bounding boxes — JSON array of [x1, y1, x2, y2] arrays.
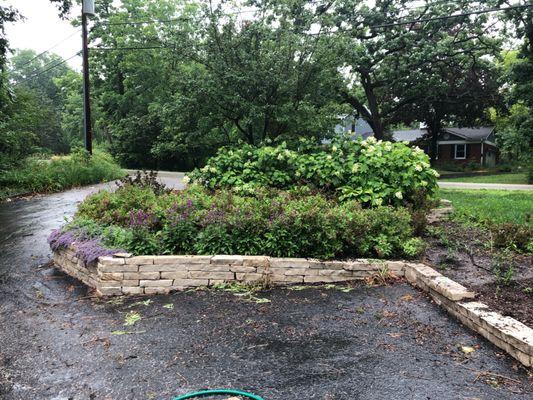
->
[[125, 169, 186, 189], [438, 181, 533, 191], [127, 170, 533, 191]]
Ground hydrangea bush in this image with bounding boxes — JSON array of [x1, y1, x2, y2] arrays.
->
[[187, 137, 439, 207]]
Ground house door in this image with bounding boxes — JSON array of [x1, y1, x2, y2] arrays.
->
[[485, 150, 496, 167]]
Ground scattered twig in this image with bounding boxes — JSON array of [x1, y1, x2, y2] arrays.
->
[[464, 367, 521, 384]]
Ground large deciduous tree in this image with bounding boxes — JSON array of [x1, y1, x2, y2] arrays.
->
[[333, 0, 503, 140]]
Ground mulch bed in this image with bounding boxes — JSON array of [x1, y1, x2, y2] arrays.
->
[[423, 221, 533, 326]]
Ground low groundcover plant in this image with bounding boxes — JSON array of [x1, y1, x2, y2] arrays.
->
[[51, 183, 426, 261]]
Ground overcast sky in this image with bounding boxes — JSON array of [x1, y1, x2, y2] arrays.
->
[[4, 0, 83, 68]]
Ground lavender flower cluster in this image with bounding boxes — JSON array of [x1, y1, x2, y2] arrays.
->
[[48, 228, 125, 264], [128, 209, 158, 229]]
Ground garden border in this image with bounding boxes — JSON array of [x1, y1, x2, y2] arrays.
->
[[52, 247, 532, 367]]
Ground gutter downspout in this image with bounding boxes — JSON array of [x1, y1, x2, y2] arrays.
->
[[481, 140, 484, 167]]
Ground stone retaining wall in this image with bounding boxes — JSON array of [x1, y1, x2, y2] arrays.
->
[[404, 262, 533, 367], [52, 247, 533, 367], [53, 248, 403, 296]]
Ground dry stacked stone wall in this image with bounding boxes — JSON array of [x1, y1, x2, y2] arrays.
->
[[52, 247, 533, 367]]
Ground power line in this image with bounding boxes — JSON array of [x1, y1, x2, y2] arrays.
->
[[87, 3, 533, 52], [15, 29, 81, 69], [90, 3, 532, 39], [14, 52, 81, 86], [93, 9, 257, 27], [371, 4, 532, 29], [90, 45, 173, 51]]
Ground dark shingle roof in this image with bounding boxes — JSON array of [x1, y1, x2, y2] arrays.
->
[[392, 127, 494, 143], [444, 127, 494, 141]]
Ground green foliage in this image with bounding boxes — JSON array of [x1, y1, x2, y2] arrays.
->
[[442, 189, 532, 253], [441, 189, 532, 227], [334, 1, 501, 141], [444, 173, 528, 184], [0, 149, 124, 198], [401, 238, 427, 258], [188, 137, 439, 207], [491, 224, 533, 254], [73, 184, 422, 260]]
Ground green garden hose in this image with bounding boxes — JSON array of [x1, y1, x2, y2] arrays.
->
[[173, 389, 264, 400]]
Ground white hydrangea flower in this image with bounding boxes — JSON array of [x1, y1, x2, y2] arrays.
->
[[327, 155, 332, 160], [432, 170, 440, 177], [209, 167, 217, 173], [395, 191, 403, 200], [277, 153, 284, 160], [352, 163, 360, 173], [183, 175, 191, 184], [366, 136, 377, 144], [415, 164, 423, 172], [374, 198, 383, 206], [332, 145, 338, 152]]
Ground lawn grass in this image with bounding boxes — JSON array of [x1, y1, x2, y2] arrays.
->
[[443, 173, 528, 184], [440, 189, 533, 226]]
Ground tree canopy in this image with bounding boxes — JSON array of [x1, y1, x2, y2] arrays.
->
[[1, 0, 531, 169]]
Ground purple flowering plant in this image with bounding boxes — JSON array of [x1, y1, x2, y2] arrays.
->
[[47, 228, 125, 264]]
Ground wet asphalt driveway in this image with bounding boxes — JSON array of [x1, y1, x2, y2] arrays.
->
[[0, 183, 532, 400]]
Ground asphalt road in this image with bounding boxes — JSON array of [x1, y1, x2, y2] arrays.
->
[[0, 182, 531, 399], [438, 181, 533, 191], [126, 169, 533, 191]]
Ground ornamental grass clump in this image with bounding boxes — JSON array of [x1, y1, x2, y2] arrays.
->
[[187, 137, 439, 208]]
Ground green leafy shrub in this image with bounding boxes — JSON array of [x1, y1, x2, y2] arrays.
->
[[69, 184, 422, 260], [490, 223, 533, 253], [0, 149, 124, 198], [187, 137, 439, 208]]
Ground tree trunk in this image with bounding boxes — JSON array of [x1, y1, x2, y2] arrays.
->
[[426, 117, 441, 164], [361, 71, 385, 139]]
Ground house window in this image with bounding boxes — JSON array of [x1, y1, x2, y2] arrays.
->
[[454, 144, 466, 159]]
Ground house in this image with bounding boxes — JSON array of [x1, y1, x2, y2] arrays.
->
[[332, 116, 498, 167], [333, 116, 374, 140], [391, 127, 498, 167]]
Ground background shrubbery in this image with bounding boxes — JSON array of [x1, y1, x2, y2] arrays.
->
[[188, 137, 439, 208], [0, 149, 124, 199], [62, 184, 426, 260]]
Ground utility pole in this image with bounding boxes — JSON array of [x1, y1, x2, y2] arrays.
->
[[82, 0, 95, 154]]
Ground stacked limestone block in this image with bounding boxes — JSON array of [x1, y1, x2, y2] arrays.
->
[[52, 250, 406, 296], [52, 247, 99, 289], [51, 246, 533, 367], [96, 255, 270, 296], [405, 263, 533, 367]]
